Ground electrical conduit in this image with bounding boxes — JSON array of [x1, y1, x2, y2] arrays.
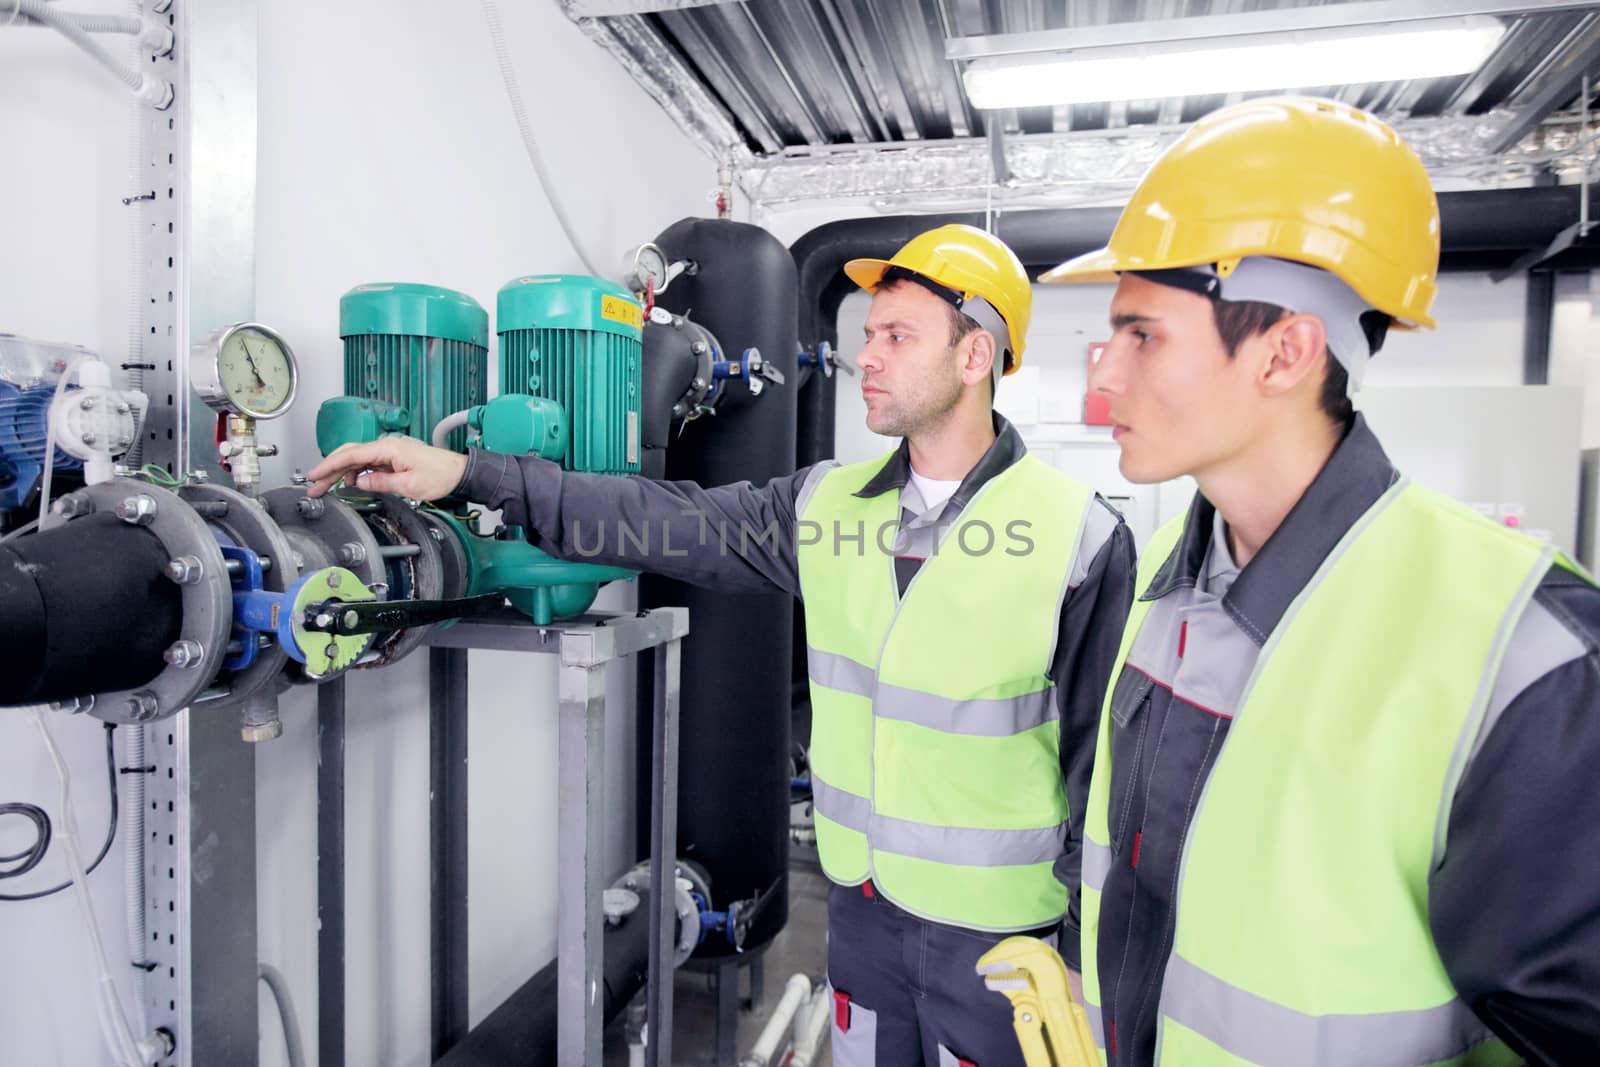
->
[[10, 0, 171, 107]]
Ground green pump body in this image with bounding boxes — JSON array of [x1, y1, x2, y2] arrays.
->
[[332, 283, 489, 453]]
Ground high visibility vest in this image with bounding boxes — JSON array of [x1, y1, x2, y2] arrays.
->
[[1081, 478, 1572, 1066], [798, 452, 1095, 931]]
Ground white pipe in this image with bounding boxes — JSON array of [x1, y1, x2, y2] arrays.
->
[[122, 727, 148, 1032], [738, 973, 813, 1067], [430, 408, 472, 449], [11, 10, 142, 32], [789, 986, 832, 1067], [12, 0, 172, 106]]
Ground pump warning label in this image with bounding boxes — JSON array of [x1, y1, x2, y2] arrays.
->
[[601, 295, 643, 330]]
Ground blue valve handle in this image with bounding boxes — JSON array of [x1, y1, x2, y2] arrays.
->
[[234, 571, 322, 665]]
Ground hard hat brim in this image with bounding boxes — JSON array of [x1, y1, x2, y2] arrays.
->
[[844, 258, 893, 293], [1039, 246, 1435, 330], [1038, 247, 1120, 285]]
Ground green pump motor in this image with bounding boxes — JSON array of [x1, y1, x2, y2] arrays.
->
[[317, 283, 489, 455], [314, 276, 643, 626], [496, 274, 642, 475]]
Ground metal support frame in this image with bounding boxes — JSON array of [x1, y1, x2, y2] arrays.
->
[[424, 606, 689, 1067], [716, 957, 741, 1066], [317, 678, 347, 1067], [141, 1, 262, 1065], [430, 647, 471, 1057], [1526, 269, 1557, 384]]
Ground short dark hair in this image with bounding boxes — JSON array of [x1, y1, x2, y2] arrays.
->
[[1210, 300, 1391, 427]]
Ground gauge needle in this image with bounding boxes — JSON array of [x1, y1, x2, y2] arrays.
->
[[243, 342, 267, 387]]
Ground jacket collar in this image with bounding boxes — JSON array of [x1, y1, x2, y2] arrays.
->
[[1143, 413, 1400, 645], [853, 412, 1027, 511]]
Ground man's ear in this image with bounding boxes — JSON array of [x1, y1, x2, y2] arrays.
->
[[962, 329, 998, 388], [1259, 313, 1329, 399]]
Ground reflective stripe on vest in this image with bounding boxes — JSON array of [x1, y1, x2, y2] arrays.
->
[[1081, 480, 1567, 1067], [811, 774, 1069, 867], [1160, 955, 1499, 1067], [809, 646, 1060, 736], [799, 451, 1094, 931]]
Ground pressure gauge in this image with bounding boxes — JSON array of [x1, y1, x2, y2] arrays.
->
[[191, 322, 299, 419], [624, 242, 693, 297]]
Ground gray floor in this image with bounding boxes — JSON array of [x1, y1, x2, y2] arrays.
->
[[604, 859, 833, 1067]]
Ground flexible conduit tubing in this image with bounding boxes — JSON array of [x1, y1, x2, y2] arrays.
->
[[12, 0, 140, 89]]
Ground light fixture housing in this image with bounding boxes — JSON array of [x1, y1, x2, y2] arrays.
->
[[959, 15, 1507, 110]]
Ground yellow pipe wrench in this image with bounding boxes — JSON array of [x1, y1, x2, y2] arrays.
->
[[976, 936, 1098, 1067]]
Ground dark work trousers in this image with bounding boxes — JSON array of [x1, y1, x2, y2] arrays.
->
[[826, 881, 1059, 1067]]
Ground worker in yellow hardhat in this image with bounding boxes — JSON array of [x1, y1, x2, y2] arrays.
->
[[308, 224, 1136, 1066], [1040, 95, 1600, 1065]]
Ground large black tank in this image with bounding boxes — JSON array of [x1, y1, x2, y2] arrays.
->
[[637, 218, 798, 958]]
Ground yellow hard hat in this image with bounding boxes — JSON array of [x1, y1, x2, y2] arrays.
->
[[1041, 96, 1441, 328], [846, 223, 1034, 372]]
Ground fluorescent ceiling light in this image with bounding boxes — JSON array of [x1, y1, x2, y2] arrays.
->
[[961, 17, 1506, 110]]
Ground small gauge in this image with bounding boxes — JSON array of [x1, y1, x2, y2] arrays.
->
[[191, 322, 299, 419], [624, 242, 674, 296]]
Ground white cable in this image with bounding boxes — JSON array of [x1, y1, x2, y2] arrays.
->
[[258, 964, 308, 1067], [40, 355, 94, 528], [479, 0, 602, 276], [28, 708, 149, 1067], [122, 727, 149, 1033], [1, 517, 40, 543], [430, 408, 473, 449]]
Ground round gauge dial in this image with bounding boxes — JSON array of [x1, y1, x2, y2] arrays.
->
[[193, 323, 299, 419], [635, 243, 668, 287]]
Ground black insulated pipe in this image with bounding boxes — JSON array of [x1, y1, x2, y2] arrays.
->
[[431, 896, 652, 1066], [638, 217, 797, 960], [639, 316, 702, 481], [0, 513, 182, 705]]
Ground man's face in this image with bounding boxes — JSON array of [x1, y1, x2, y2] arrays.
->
[[1091, 274, 1265, 484], [854, 281, 967, 438]]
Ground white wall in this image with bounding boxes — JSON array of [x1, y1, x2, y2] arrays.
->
[[1, 2, 712, 1065], [0, 6, 157, 1066]]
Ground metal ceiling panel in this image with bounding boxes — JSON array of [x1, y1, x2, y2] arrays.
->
[[566, 0, 1600, 207]]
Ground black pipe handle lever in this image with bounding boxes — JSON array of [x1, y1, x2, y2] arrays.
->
[[304, 593, 506, 636]]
